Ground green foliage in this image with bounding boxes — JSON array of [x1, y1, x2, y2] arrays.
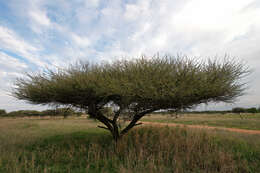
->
[[12, 55, 250, 139], [41, 108, 78, 117], [7, 110, 42, 117], [246, 107, 258, 113], [232, 107, 259, 114], [57, 108, 75, 118], [13, 55, 249, 110], [0, 109, 6, 116], [232, 107, 246, 113], [0, 108, 81, 118], [41, 109, 58, 116]]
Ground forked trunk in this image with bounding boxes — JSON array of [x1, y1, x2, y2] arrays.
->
[[111, 123, 121, 142], [94, 108, 156, 141]]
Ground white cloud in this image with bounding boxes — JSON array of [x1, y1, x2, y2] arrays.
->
[[0, 26, 38, 54], [124, 4, 141, 21], [1, 0, 260, 111], [0, 26, 49, 68], [0, 52, 28, 72], [0, 52, 28, 91], [29, 10, 51, 26], [172, 0, 259, 43], [0, 93, 48, 112], [71, 34, 91, 48], [84, 0, 100, 8]]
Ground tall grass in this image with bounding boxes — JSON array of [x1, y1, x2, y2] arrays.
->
[[1, 118, 259, 173]]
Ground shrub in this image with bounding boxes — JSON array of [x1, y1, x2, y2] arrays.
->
[[246, 107, 258, 113], [7, 110, 42, 117], [232, 107, 245, 114], [0, 109, 6, 116], [41, 108, 76, 117]]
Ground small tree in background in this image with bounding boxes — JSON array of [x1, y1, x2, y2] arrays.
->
[[246, 107, 258, 114], [56, 107, 75, 118], [0, 109, 6, 116], [13, 55, 250, 141], [232, 107, 245, 114], [232, 107, 246, 119], [41, 107, 76, 118]]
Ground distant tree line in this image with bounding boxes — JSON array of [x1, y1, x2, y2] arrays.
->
[[0, 108, 83, 118], [1, 106, 259, 118], [151, 107, 260, 115], [231, 107, 259, 114]]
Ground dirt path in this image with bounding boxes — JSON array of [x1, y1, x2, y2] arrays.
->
[[140, 121, 260, 135]]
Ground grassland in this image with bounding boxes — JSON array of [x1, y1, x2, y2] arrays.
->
[[0, 117, 260, 172], [142, 113, 260, 130]]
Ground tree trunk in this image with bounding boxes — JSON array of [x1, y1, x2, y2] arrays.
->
[[111, 122, 120, 142], [94, 107, 157, 141]]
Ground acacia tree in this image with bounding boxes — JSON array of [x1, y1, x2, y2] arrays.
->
[[13, 55, 249, 141]]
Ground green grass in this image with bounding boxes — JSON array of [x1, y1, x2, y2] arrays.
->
[[142, 113, 260, 130], [0, 117, 260, 172]]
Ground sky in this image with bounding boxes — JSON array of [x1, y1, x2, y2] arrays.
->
[[0, 0, 259, 112]]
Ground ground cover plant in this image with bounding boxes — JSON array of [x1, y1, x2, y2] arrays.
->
[[13, 55, 249, 141], [0, 117, 260, 173]]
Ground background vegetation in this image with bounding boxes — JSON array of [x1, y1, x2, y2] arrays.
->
[[1, 106, 259, 118], [0, 108, 83, 118]]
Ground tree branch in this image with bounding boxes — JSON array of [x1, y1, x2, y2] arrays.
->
[[113, 108, 121, 123], [103, 115, 113, 123], [120, 108, 157, 136], [96, 113, 113, 131], [97, 125, 109, 130]]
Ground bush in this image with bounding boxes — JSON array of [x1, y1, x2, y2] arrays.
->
[[0, 109, 6, 116], [246, 107, 258, 113], [7, 110, 42, 117], [232, 107, 245, 114], [57, 108, 75, 118], [1, 108, 78, 118], [41, 109, 57, 116], [41, 108, 76, 117], [232, 107, 259, 114]]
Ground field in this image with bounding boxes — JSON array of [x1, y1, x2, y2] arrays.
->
[[0, 116, 260, 172], [142, 113, 260, 130]]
